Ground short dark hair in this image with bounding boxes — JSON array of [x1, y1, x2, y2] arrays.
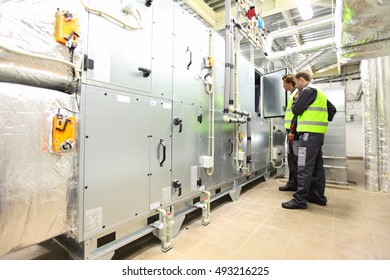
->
[[295, 71, 311, 82], [282, 74, 296, 87]]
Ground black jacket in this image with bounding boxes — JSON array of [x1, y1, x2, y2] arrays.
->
[[290, 85, 337, 137]]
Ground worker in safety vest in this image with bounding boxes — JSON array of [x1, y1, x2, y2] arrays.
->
[[279, 74, 300, 192], [282, 71, 336, 209]]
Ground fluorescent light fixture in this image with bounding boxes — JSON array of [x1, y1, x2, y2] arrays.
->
[[295, 0, 313, 21]]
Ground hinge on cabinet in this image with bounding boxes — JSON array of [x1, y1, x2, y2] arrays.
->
[[197, 114, 203, 124], [83, 54, 94, 71]]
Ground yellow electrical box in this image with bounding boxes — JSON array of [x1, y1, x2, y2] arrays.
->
[[52, 114, 76, 153], [55, 10, 80, 47]]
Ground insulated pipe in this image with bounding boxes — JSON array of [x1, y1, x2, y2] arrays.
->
[[377, 56, 390, 192], [266, 15, 333, 54], [0, 43, 81, 80], [295, 49, 330, 71], [267, 38, 335, 61], [362, 59, 379, 191]]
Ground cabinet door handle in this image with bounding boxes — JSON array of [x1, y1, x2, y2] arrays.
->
[[138, 67, 151, 77], [159, 139, 166, 167], [185, 47, 192, 70], [229, 139, 233, 156]]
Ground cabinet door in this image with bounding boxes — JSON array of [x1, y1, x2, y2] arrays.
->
[[149, 100, 172, 209], [83, 87, 150, 238], [85, 1, 152, 93], [262, 68, 287, 118], [172, 6, 209, 104], [151, 0, 174, 99], [171, 102, 201, 201]]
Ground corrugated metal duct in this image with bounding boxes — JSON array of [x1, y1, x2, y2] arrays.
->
[[361, 56, 390, 192], [336, 0, 390, 63], [0, 0, 84, 93]]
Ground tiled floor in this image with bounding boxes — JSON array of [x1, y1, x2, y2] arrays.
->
[[2, 159, 390, 260], [125, 159, 390, 260]]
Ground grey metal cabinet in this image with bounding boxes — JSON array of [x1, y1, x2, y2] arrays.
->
[[84, 3, 153, 93], [81, 86, 172, 239], [171, 102, 203, 201]]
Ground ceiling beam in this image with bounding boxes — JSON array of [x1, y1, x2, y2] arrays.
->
[[281, 10, 303, 46], [183, 0, 217, 27], [261, 0, 334, 17]]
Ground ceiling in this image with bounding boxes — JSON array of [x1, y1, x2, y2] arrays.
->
[[174, 0, 361, 79]]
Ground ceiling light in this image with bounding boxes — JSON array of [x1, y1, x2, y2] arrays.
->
[[295, 0, 313, 21]]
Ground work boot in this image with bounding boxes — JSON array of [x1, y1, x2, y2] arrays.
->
[[279, 185, 298, 191], [281, 199, 307, 209], [308, 197, 327, 206]]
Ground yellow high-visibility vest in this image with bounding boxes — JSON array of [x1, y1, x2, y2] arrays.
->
[[297, 86, 328, 134], [284, 88, 299, 129]]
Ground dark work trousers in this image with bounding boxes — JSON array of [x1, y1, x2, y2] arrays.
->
[[286, 140, 298, 188], [293, 132, 327, 205]]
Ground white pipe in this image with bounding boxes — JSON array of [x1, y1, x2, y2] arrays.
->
[[235, 124, 243, 168], [223, 115, 247, 124], [166, 211, 173, 247], [229, 27, 235, 105], [295, 49, 330, 71], [246, 116, 252, 176], [156, 209, 171, 251], [266, 15, 333, 54], [223, 0, 232, 113], [206, 30, 215, 176], [201, 191, 211, 226], [229, 105, 251, 117], [267, 38, 335, 61]]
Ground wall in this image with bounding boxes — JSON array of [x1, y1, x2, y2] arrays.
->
[[316, 78, 364, 158]]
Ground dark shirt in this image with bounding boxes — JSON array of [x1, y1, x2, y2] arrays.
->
[[290, 85, 337, 136]]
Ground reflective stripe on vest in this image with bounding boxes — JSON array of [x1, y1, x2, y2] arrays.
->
[[297, 86, 328, 134], [284, 88, 299, 129]]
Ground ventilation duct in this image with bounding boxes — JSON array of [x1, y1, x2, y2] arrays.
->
[[267, 38, 335, 61], [361, 56, 390, 193], [336, 0, 390, 63], [264, 15, 335, 62]]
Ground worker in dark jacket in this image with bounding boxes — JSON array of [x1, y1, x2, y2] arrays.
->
[[282, 71, 337, 209]]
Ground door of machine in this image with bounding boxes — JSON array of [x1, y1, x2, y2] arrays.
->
[[171, 102, 202, 201], [172, 5, 209, 105], [84, 1, 153, 93], [82, 87, 150, 238], [262, 68, 287, 118], [149, 100, 172, 209]]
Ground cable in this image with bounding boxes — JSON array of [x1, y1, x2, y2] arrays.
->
[[58, 107, 79, 115], [80, 0, 142, 30]]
